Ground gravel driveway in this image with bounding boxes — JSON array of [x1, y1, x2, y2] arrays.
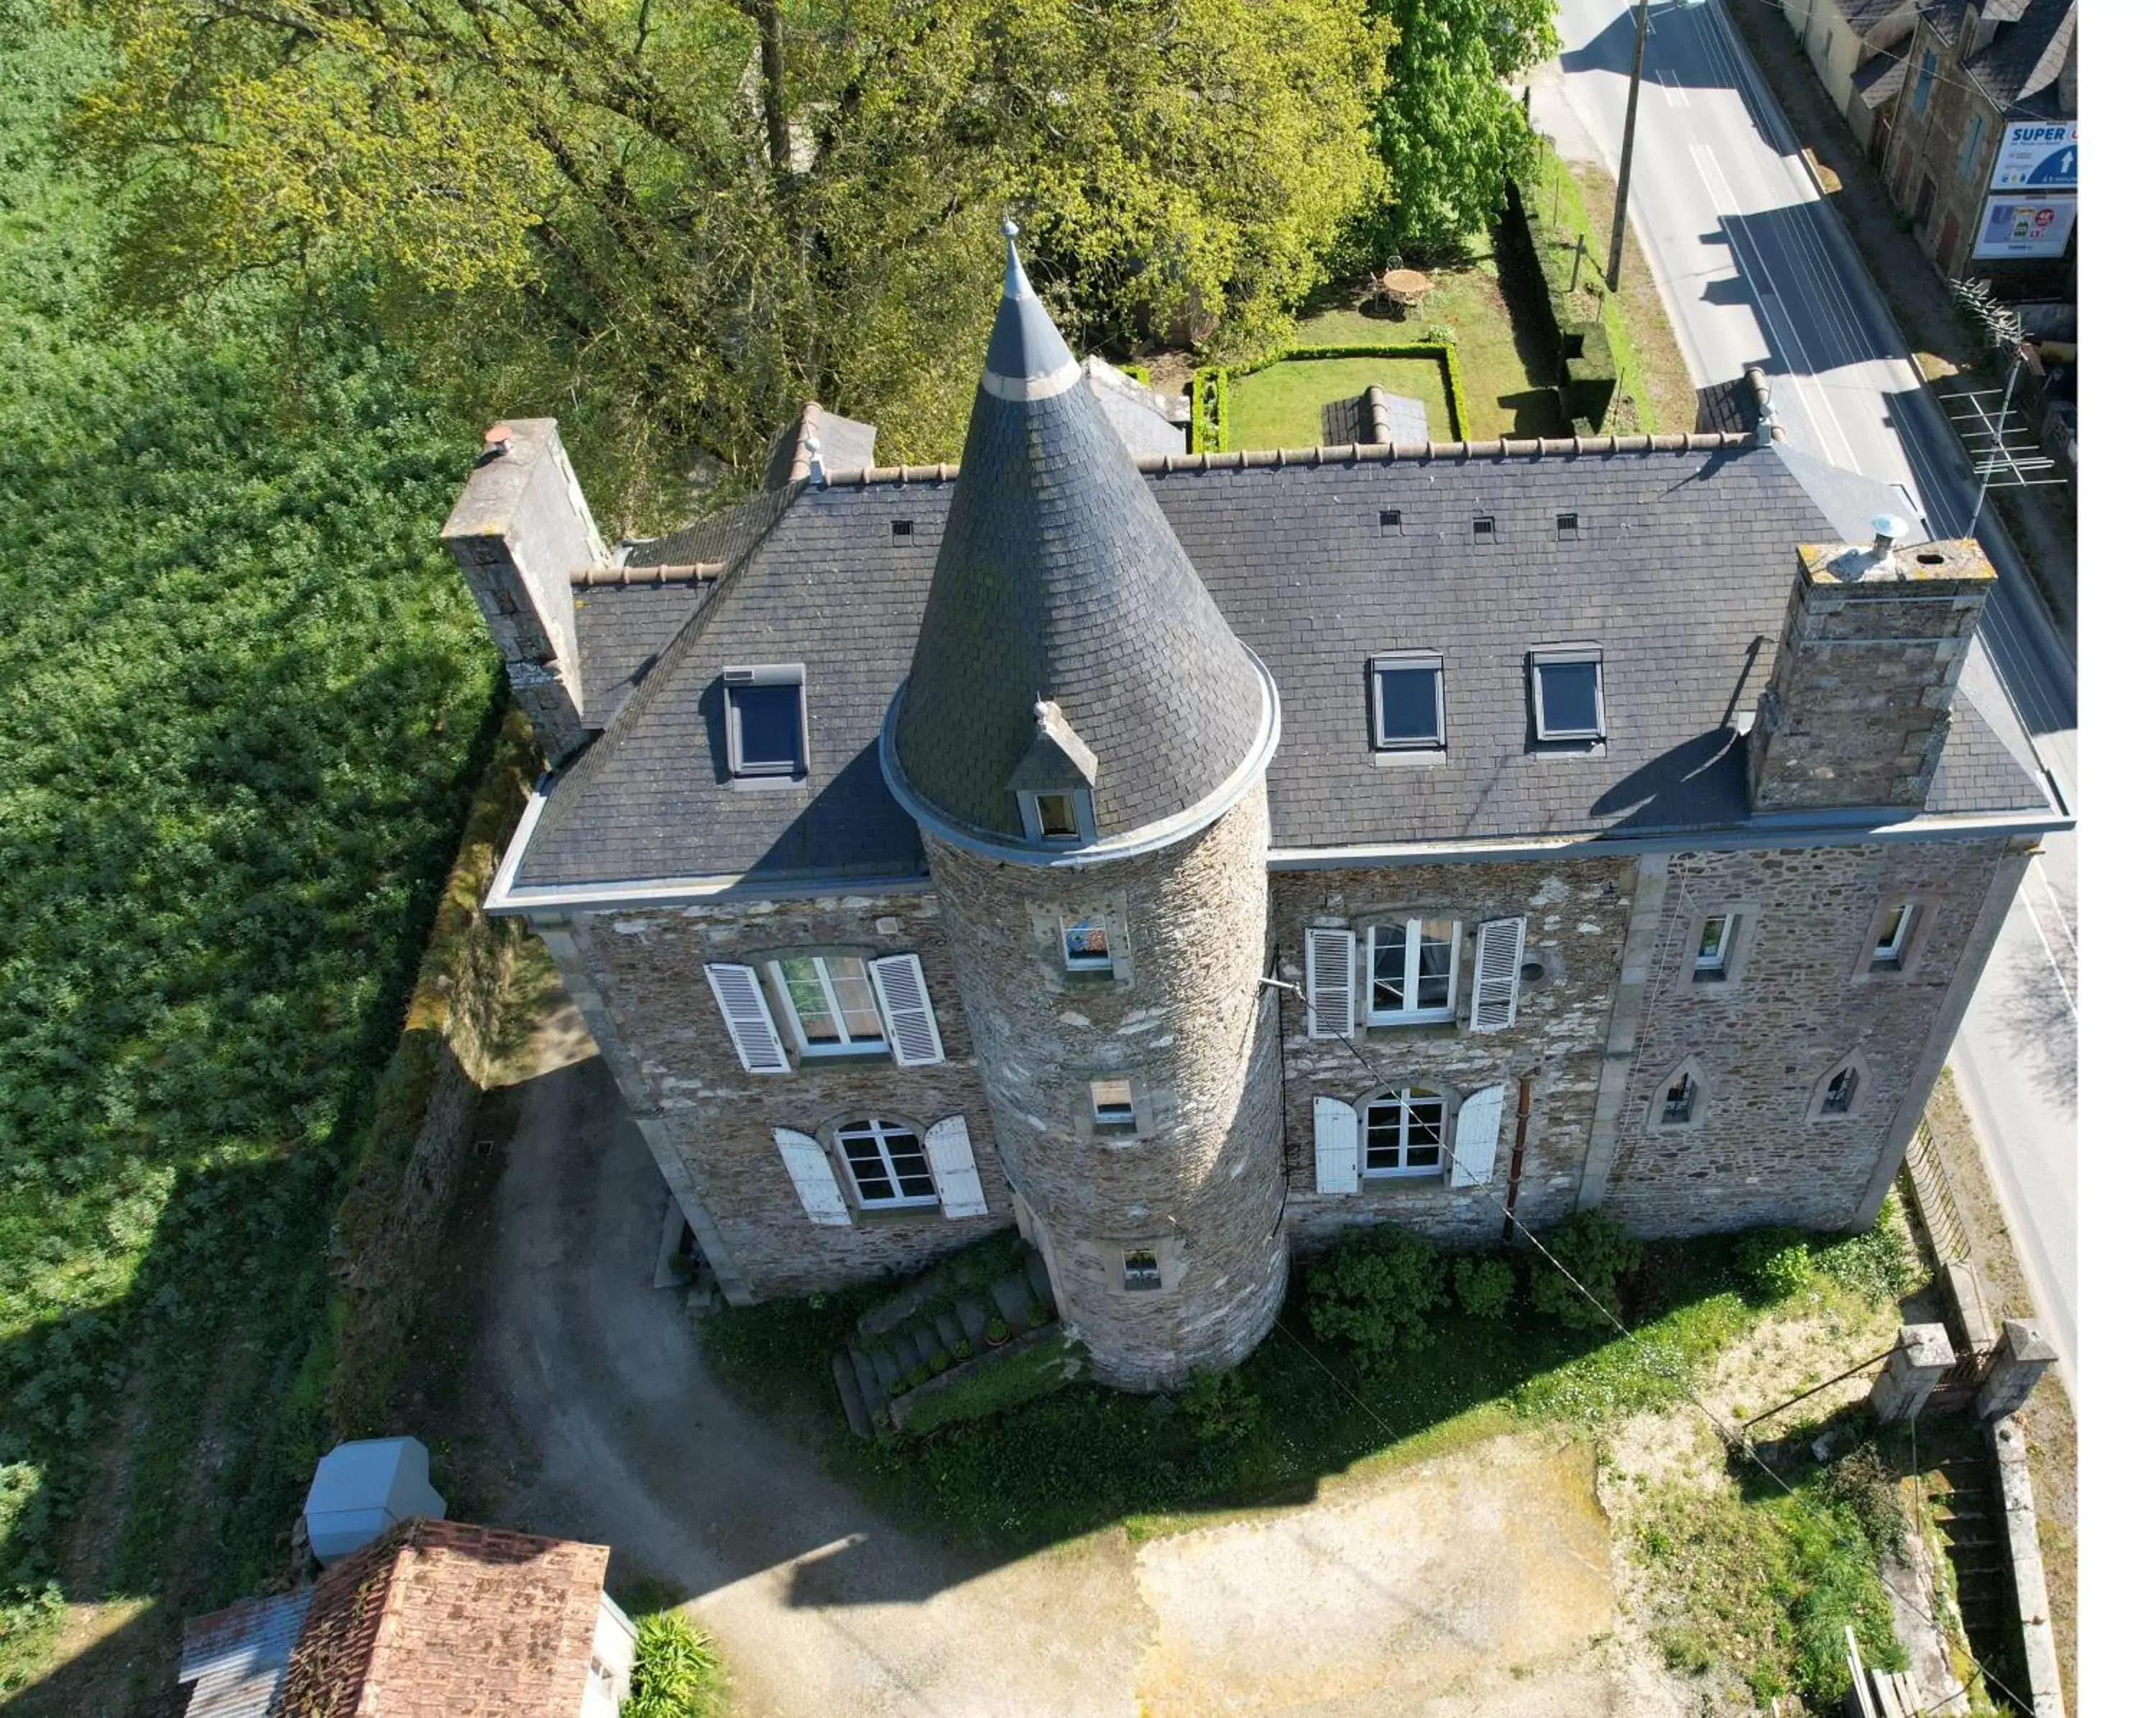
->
[[465, 1021, 1677, 1716]]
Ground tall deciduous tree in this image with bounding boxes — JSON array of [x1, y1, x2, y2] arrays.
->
[[1370, 0, 1556, 255], [70, 1, 1387, 515]]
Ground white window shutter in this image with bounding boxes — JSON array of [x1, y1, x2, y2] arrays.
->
[[923, 1116, 989, 1218], [704, 963, 790, 1073], [1469, 917, 1526, 1032], [1450, 1085, 1506, 1188], [774, 1128, 851, 1226], [1304, 929, 1355, 1040], [1313, 1095, 1360, 1194], [870, 954, 946, 1066]]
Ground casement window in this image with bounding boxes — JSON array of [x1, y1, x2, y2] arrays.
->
[[1123, 1249, 1163, 1291], [1363, 1086, 1448, 1178], [1062, 914, 1112, 972], [1468, 916, 1528, 1032], [708, 954, 944, 1072], [720, 664, 808, 781], [1649, 1058, 1708, 1131], [1089, 1078, 1137, 1131], [769, 956, 885, 1056], [1530, 647, 1605, 742], [1369, 653, 1445, 750], [1694, 914, 1733, 978], [1872, 904, 1915, 969], [1808, 1051, 1874, 1123], [1018, 788, 1093, 845], [837, 1118, 939, 1209], [1366, 918, 1459, 1024], [1852, 896, 1936, 982], [1683, 904, 1758, 989]]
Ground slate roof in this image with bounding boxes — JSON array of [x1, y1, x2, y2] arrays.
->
[[1922, 0, 2076, 116], [509, 434, 2055, 894], [1855, 50, 1909, 108], [271, 1518, 609, 1718], [888, 233, 1270, 845]]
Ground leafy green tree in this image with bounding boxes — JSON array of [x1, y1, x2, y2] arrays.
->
[[70, 0, 1388, 517], [1369, 0, 1556, 254]]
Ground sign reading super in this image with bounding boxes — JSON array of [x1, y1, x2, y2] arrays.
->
[[1990, 121, 2078, 191]]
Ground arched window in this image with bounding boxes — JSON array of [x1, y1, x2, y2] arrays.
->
[[834, 1118, 937, 1208], [1648, 1057, 1709, 1131], [1361, 1086, 1448, 1177], [1808, 1051, 1875, 1122]]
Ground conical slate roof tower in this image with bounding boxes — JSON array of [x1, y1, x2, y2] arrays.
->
[[885, 223, 1275, 857]]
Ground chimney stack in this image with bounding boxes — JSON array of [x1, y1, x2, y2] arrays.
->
[[440, 419, 606, 768], [1746, 534, 1995, 815]]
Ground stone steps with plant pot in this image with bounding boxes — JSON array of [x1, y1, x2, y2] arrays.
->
[[831, 1352, 872, 1438], [989, 1272, 1036, 1330], [956, 1296, 989, 1346]]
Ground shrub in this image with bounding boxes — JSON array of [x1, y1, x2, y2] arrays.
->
[[1527, 1211, 1641, 1331], [1811, 1193, 1920, 1304], [623, 1609, 720, 1718], [1733, 1228, 1815, 1304], [1191, 366, 1230, 451], [1302, 1223, 1447, 1372], [1177, 1369, 1260, 1446], [1453, 1254, 1515, 1319], [1823, 1444, 1905, 1555]]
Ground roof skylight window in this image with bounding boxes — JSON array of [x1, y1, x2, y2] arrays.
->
[[721, 664, 808, 781], [1530, 647, 1605, 743], [1370, 653, 1445, 750]]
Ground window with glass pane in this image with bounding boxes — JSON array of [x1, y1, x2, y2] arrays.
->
[[1823, 1067, 1859, 1115], [1091, 1078, 1136, 1128], [1367, 919, 1456, 1022], [770, 956, 886, 1054], [1373, 657, 1444, 748], [1363, 1087, 1447, 1175], [1035, 792, 1079, 840], [1063, 916, 1112, 971], [1531, 651, 1604, 741], [1123, 1249, 1163, 1290], [1873, 904, 1914, 967], [727, 682, 804, 776], [837, 1119, 937, 1206], [1662, 1075, 1697, 1126], [1694, 914, 1731, 977]]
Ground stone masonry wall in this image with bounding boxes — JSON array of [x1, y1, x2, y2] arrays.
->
[[558, 889, 1010, 1299], [1600, 836, 2009, 1236], [1272, 856, 1638, 1252], [924, 787, 1287, 1391]]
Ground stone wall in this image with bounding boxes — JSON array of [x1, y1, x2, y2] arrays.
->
[[553, 888, 1012, 1300], [923, 787, 1287, 1390], [1600, 836, 2009, 1236], [1271, 856, 1638, 1251]]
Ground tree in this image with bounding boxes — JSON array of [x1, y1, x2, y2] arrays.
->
[[1369, 0, 1557, 255], [69, 1, 1388, 520]]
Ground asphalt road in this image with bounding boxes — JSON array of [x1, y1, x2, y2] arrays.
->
[[1542, 0, 2078, 1394]]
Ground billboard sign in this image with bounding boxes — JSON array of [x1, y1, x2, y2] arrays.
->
[[1972, 195, 2077, 260], [1989, 121, 2077, 191]]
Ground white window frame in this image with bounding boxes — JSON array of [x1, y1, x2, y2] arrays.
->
[[1369, 653, 1446, 750], [1530, 646, 1606, 743], [1018, 788, 1094, 845], [1364, 918, 1460, 1026], [1360, 1086, 1450, 1180], [1873, 904, 1915, 968], [1693, 914, 1731, 976], [767, 955, 888, 1057], [1061, 914, 1113, 973], [834, 1117, 940, 1211], [720, 663, 808, 783]]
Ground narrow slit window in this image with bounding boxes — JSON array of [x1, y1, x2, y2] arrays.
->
[[1694, 914, 1732, 980], [1661, 1073, 1699, 1126], [1062, 915, 1112, 972], [1872, 904, 1915, 969], [1370, 654, 1445, 750], [1531, 648, 1605, 742], [722, 665, 808, 778], [1090, 1078, 1136, 1130], [837, 1118, 938, 1208], [1123, 1249, 1163, 1291], [1822, 1065, 1859, 1115]]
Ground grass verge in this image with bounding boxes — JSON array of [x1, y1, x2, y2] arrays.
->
[[1227, 354, 1457, 451]]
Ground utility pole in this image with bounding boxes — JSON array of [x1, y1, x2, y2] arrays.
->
[[1607, 0, 1651, 295]]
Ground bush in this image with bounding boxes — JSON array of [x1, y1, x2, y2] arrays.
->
[[1191, 366, 1230, 451], [1527, 1211, 1641, 1331], [1453, 1254, 1515, 1319], [1823, 1444, 1905, 1555], [1811, 1193, 1920, 1305], [1177, 1369, 1260, 1447], [1733, 1228, 1815, 1305], [623, 1609, 721, 1718], [1303, 1224, 1447, 1372]]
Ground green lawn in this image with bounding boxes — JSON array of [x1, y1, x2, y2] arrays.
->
[[1227, 355, 1458, 451]]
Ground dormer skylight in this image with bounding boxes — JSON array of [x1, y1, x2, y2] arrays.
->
[[1023, 790, 1088, 843], [721, 664, 808, 782], [1530, 647, 1605, 743], [1009, 697, 1099, 846]]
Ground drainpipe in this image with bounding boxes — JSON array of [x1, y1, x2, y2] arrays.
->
[[1501, 1073, 1535, 1243]]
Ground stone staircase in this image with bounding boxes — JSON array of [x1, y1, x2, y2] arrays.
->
[[1927, 1446, 2020, 1710], [829, 1240, 1059, 1437]]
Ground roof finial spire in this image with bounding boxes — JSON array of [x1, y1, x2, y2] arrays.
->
[[1002, 216, 1032, 303]]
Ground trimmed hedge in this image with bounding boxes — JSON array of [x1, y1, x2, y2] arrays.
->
[[1191, 366, 1230, 451]]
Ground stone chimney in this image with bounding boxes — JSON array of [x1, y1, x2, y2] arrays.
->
[[440, 419, 606, 767], [1745, 527, 1995, 814]]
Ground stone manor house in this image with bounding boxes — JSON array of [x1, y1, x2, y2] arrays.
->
[[443, 235, 2067, 1389]]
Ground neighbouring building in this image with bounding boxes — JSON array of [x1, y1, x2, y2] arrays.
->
[[1876, 0, 2076, 288], [1776, 0, 1920, 155], [444, 231, 2066, 1391], [178, 1518, 635, 1717]]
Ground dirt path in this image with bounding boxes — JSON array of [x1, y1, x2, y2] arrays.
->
[[459, 1010, 1686, 1717]]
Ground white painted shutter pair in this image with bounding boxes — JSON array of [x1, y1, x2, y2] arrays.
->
[[772, 1116, 986, 1226], [1312, 1085, 1504, 1195], [1308, 917, 1525, 1038], [703, 953, 945, 1073]]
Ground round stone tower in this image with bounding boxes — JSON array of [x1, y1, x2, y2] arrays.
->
[[880, 226, 1286, 1390]]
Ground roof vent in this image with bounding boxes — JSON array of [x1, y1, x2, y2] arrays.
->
[[1870, 513, 1907, 556], [1379, 507, 1403, 530], [1473, 515, 1496, 543], [1556, 511, 1580, 540], [891, 519, 914, 537]]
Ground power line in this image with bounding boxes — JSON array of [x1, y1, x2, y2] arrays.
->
[[1260, 965, 2042, 1718]]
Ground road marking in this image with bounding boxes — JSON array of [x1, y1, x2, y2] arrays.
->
[[2030, 855, 2078, 954], [2015, 885, 2078, 1021], [1658, 68, 1690, 109]]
